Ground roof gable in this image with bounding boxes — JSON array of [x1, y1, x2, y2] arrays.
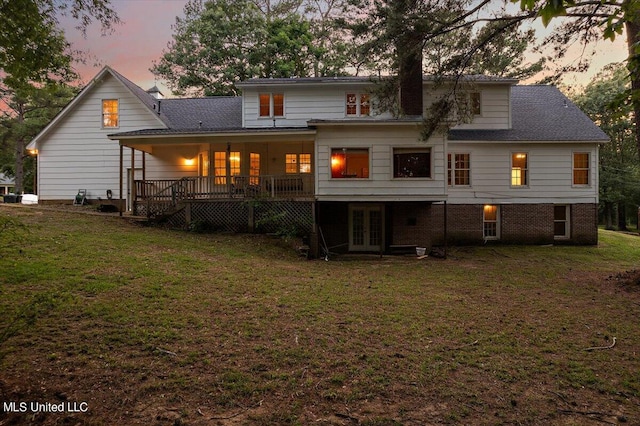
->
[[28, 66, 167, 149], [448, 85, 609, 142]]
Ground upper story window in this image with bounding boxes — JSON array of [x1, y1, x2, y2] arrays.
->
[[573, 152, 590, 185], [285, 153, 311, 174], [393, 148, 431, 178], [346, 93, 370, 117], [448, 153, 470, 186], [259, 93, 284, 118], [102, 99, 119, 128], [331, 148, 369, 178], [511, 153, 528, 187]]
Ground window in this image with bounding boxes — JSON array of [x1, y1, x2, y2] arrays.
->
[[573, 152, 590, 185], [554, 205, 570, 239], [346, 93, 370, 117], [250, 153, 260, 184], [285, 153, 312, 174], [299, 153, 311, 173], [102, 99, 119, 128], [447, 153, 470, 186], [511, 153, 528, 187], [331, 148, 369, 178], [483, 205, 499, 240], [259, 93, 284, 117], [470, 92, 481, 115], [213, 151, 241, 184], [393, 148, 431, 178]]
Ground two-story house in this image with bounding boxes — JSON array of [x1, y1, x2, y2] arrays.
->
[[27, 66, 608, 255]]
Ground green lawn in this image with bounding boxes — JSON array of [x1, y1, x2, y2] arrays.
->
[[1, 204, 639, 425]]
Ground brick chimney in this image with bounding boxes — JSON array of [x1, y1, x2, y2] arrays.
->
[[398, 45, 423, 117]]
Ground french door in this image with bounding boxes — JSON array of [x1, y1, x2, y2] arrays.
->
[[349, 204, 383, 252]]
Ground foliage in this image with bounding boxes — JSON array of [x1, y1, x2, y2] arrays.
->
[[0, 83, 78, 193], [152, 0, 351, 96], [571, 63, 640, 228]]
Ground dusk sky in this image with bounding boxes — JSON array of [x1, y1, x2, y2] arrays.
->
[[62, 0, 628, 97]]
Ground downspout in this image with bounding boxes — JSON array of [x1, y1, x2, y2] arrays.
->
[[119, 144, 123, 217]]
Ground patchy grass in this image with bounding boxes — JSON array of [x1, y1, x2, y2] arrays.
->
[[1, 204, 640, 425]]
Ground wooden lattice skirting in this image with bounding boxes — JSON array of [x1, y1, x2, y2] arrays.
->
[[163, 199, 314, 235]]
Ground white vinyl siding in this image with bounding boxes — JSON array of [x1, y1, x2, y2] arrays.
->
[[316, 125, 446, 201], [36, 73, 166, 201], [446, 142, 599, 205]]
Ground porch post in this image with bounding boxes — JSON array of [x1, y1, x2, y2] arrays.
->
[[131, 148, 136, 214], [226, 142, 232, 196], [119, 144, 123, 217], [142, 151, 146, 181]]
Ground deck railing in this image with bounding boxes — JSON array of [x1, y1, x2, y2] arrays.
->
[[134, 174, 314, 217]]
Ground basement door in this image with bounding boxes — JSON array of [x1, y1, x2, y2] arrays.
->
[[348, 204, 384, 252]]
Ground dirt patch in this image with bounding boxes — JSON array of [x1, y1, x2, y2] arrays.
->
[[607, 269, 640, 291]]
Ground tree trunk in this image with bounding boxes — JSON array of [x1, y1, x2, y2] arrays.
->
[[617, 202, 628, 231], [14, 137, 24, 194], [605, 201, 614, 230], [624, 15, 640, 159]]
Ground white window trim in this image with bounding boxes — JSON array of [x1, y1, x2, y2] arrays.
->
[[448, 153, 472, 187], [345, 92, 370, 117], [554, 204, 570, 240], [483, 205, 500, 241], [101, 98, 119, 129], [510, 152, 529, 188], [572, 151, 591, 187], [258, 93, 285, 119], [330, 147, 371, 179], [392, 147, 433, 180]]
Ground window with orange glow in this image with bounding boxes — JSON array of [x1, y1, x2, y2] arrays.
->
[[331, 148, 369, 178], [299, 154, 311, 173], [511, 153, 528, 186], [213, 151, 240, 184], [573, 152, 590, 185], [483, 205, 499, 239], [102, 99, 119, 128], [250, 153, 260, 184], [285, 154, 298, 174], [259, 93, 284, 117]]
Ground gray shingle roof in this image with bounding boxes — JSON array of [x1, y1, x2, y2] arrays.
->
[[448, 85, 609, 142], [160, 97, 242, 129]]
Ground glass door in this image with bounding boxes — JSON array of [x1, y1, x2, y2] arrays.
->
[[349, 204, 383, 251]]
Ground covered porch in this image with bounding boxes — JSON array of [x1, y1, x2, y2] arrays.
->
[[113, 129, 316, 218]]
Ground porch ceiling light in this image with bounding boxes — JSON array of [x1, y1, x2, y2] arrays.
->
[[28, 149, 38, 155], [184, 158, 195, 166]]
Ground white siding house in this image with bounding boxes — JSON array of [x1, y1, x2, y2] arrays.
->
[[29, 67, 608, 253]]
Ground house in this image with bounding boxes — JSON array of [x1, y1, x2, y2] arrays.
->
[[0, 173, 15, 196], [27, 66, 608, 254]]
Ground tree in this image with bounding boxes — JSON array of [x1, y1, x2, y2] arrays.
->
[[0, 0, 119, 193], [152, 0, 351, 96], [572, 64, 640, 230], [0, 84, 78, 194]]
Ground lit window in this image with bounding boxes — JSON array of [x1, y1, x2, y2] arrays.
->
[[213, 151, 240, 184], [511, 153, 528, 187], [573, 152, 590, 185], [259, 93, 284, 117], [393, 148, 431, 178], [331, 148, 369, 178], [483, 205, 499, 240], [285, 154, 298, 174], [250, 153, 260, 185], [102, 99, 119, 128], [198, 152, 209, 176], [447, 153, 470, 186], [286, 153, 312, 174], [346, 93, 370, 117], [299, 154, 311, 173], [554, 205, 570, 239]]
